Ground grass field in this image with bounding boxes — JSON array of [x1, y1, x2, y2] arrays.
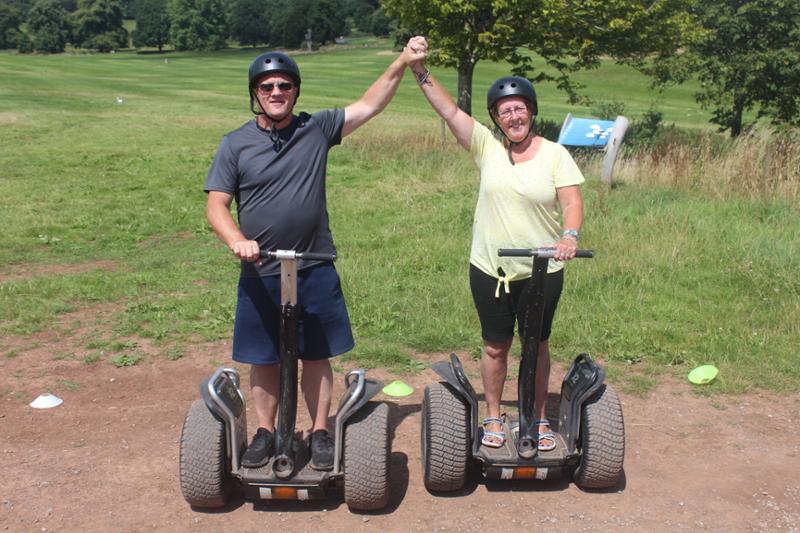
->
[[1, 42, 798, 394]]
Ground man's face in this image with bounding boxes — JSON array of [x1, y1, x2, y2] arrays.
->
[[253, 73, 298, 119]]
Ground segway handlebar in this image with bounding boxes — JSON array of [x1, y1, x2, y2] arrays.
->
[[498, 248, 593, 259], [260, 250, 337, 262]]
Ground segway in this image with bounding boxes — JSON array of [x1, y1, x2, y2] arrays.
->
[[179, 250, 391, 510], [421, 247, 624, 491]]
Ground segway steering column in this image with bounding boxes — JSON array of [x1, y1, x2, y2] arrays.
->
[[498, 247, 593, 459], [260, 250, 337, 478]]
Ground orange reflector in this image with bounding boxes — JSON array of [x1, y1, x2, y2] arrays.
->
[[271, 487, 298, 500], [514, 467, 537, 479]]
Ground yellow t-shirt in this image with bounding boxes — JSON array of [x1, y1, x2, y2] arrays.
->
[[469, 121, 585, 286]]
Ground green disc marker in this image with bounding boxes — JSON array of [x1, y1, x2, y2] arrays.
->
[[382, 380, 413, 397], [688, 364, 718, 385]]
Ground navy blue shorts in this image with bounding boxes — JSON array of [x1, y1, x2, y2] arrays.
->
[[232, 263, 355, 365], [469, 264, 564, 343]]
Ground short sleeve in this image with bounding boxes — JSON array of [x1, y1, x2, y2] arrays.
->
[[311, 108, 345, 148], [204, 135, 238, 194], [554, 144, 585, 188], [469, 120, 495, 166]]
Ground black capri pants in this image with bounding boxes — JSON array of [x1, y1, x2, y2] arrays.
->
[[469, 263, 564, 343]]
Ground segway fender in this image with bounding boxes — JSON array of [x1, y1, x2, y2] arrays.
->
[[333, 370, 384, 474], [558, 354, 605, 454], [432, 354, 480, 455], [199, 367, 248, 471], [338, 378, 384, 416]]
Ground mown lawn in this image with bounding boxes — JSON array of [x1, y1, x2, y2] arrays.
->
[[1, 43, 797, 394]]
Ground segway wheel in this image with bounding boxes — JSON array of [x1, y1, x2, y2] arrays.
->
[[421, 383, 469, 492], [179, 399, 231, 508], [573, 384, 625, 489], [343, 401, 390, 511]]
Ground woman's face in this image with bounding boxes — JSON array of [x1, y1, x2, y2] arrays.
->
[[494, 96, 532, 143]]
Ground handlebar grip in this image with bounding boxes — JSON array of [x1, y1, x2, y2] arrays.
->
[[297, 251, 337, 262], [497, 249, 535, 257], [497, 248, 594, 258], [259, 250, 337, 262]]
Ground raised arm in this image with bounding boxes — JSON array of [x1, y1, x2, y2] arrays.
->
[[341, 37, 427, 138], [407, 38, 474, 150]]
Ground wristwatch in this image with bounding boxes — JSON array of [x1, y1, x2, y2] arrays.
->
[[563, 229, 579, 241]]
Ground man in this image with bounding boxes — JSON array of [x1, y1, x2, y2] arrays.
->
[[204, 38, 426, 470]]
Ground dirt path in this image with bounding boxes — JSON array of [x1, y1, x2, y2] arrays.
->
[[2, 332, 799, 532]]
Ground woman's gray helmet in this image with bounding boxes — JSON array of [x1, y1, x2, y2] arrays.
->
[[486, 76, 538, 165], [248, 51, 301, 114], [486, 76, 538, 122]]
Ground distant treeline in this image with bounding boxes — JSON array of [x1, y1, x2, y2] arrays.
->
[[0, 0, 393, 53]]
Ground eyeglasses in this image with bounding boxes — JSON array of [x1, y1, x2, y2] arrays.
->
[[496, 105, 529, 119], [257, 82, 295, 94]]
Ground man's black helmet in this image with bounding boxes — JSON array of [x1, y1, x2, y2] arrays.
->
[[248, 51, 301, 93], [486, 76, 538, 117]]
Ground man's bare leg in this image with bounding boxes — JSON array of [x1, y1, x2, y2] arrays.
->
[[251, 363, 280, 431], [301, 358, 333, 432]]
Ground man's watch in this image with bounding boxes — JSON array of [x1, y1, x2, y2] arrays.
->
[[563, 229, 579, 241]]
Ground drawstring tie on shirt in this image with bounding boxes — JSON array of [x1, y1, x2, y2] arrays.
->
[[495, 268, 511, 298]]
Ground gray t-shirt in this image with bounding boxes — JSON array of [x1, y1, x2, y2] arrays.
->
[[204, 109, 345, 277]]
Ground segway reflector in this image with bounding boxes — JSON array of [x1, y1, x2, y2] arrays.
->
[[688, 364, 718, 385], [259, 487, 309, 500]]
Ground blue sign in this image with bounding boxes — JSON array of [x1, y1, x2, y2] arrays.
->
[[557, 114, 616, 147]]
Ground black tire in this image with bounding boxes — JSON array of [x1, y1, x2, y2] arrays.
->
[[573, 384, 625, 489], [343, 401, 390, 511], [179, 399, 231, 508], [421, 383, 470, 492]]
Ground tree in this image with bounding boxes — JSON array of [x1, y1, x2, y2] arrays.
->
[[343, 0, 373, 33], [228, 0, 269, 47], [0, 0, 21, 49], [132, 0, 170, 51], [647, 0, 800, 136], [383, 0, 695, 115], [168, 0, 227, 51], [26, 0, 71, 53], [72, 0, 128, 52], [271, 0, 345, 49], [369, 6, 393, 37]]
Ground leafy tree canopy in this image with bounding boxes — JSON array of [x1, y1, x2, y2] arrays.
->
[[26, 0, 71, 52], [0, 0, 21, 49], [132, 0, 170, 51], [384, 0, 696, 115], [271, 0, 345, 49], [72, 0, 128, 52], [228, 0, 269, 47], [646, 0, 800, 136], [168, 0, 227, 51]]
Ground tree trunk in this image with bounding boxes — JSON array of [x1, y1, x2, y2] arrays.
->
[[457, 59, 476, 116], [730, 94, 744, 137]]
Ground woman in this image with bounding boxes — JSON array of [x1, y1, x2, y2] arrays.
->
[[409, 40, 585, 451]]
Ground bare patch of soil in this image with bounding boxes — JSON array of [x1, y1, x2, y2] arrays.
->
[[1, 329, 799, 532], [0, 260, 118, 284]]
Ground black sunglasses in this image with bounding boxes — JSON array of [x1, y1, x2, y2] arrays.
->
[[257, 82, 295, 93]]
